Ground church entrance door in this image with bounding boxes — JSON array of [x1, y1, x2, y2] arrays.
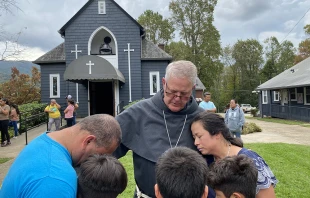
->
[[89, 81, 114, 116]]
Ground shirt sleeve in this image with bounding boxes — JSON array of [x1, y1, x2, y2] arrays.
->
[[239, 151, 278, 194]]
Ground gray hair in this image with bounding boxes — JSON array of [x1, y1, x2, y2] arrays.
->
[[165, 60, 197, 86], [78, 114, 121, 148]]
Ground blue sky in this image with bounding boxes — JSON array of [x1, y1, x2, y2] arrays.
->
[[1, 0, 310, 61]]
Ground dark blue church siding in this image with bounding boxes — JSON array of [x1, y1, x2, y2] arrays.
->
[[63, 0, 142, 114], [141, 61, 169, 99]]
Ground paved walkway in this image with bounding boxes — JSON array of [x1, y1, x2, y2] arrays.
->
[[0, 123, 48, 184], [0, 116, 310, 184]]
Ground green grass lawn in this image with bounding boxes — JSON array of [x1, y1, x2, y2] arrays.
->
[[0, 158, 12, 164], [118, 143, 310, 198], [247, 116, 310, 127]]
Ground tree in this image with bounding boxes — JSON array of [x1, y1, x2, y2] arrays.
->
[[169, 0, 222, 90], [261, 37, 295, 82], [165, 41, 192, 61], [232, 39, 263, 106], [137, 10, 174, 44], [278, 40, 295, 72], [295, 24, 310, 64], [0, 67, 41, 104], [0, 0, 24, 61]]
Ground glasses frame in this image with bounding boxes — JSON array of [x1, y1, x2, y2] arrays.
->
[[165, 82, 193, 101]]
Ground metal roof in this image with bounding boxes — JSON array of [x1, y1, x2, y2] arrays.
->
[[257, 57, 310, 90], [34, 39, 173, 63]]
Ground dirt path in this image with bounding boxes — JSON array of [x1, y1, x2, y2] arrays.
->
[[242, 117, 310, 146]]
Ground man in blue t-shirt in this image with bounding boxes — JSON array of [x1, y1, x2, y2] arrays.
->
[[199, 92, 217, 113], [0, 114, 121, 198]]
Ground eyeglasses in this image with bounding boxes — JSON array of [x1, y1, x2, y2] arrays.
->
[[165, 83, 192, 101]]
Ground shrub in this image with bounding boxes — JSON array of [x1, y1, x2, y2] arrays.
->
[[250, 108, 259, 117], [123, 98, 144, 110], [18, 102, 48, 133], [242, 122, 262, 135]]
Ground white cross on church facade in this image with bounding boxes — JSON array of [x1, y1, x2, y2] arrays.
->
[[71, 44, 82, 59], [86, 61, 94, 74], [71, 44, 82, 103], [124, 43, 134, 102]]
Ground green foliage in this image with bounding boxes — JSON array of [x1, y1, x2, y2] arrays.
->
[[169, 0, 222, 92], [123, 98, 144, 110], [232, 39, 263, 107], [0, 158, 12, 164], [118, 151, 135, 197], [242, 122, 262, 135], [245, 143, 310, 198], [250, 108, 259, 117], [137, 10, 174, 44], [19, 102, 48, 133], [260, 37, 295, 82], [121, 143, 310, 198]]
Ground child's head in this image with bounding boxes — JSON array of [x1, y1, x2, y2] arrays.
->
[[207, 155, 258, 198], [155, 147, 209, 198], [77, 154, 127, 198]]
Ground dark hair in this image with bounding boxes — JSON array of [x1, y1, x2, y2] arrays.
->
[[77, 154, 127, 198], [155, 147, 209, 198], [231, 99, 238, 104], [78, 114, 121, 148], [11, 104, 20, 115], [203, 92, 211, 97], [208, 155, 258, 198], [191, 112, 243, 147], [67, 99, 75, 105], [1, 98, 9, 105]]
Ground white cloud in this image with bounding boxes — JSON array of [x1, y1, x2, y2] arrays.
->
[[258, 31, 301, 47], [0, 41, 46, 61]]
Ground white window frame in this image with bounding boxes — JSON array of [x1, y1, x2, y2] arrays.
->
[[98, 1, 106, 14], [149, 71, 160, 95], [262, 90, 268, 104], [290, 88, 297, 101], [49, 74, 60, 98], [304, 86, 310, 105], [273, 91, 279, 102]]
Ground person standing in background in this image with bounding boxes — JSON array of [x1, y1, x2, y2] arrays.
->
[[66, 95, 79, 125], [225, 99, 245, 138], [0, 98, 11, 146], [9, 104, 20, 138], [64, 99, 75, 127], [44, 99, 61, 131], [199, 92, 217, 113]]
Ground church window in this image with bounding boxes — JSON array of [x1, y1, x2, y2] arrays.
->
[[149, 71, 160, 95], [98, 1, 106, 14], [50, 74, 60, 98]]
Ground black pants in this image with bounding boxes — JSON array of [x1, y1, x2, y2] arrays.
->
[[0, 120, 10, 143], [66, 118, 73, 127]]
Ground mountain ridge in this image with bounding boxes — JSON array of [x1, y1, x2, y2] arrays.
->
[[0, 61, 40, 83]]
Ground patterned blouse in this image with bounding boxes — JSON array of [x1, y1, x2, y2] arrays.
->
[[238, 148, 278, 194]]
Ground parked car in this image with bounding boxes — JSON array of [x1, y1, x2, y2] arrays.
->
[[240, 104, 255, 113]]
